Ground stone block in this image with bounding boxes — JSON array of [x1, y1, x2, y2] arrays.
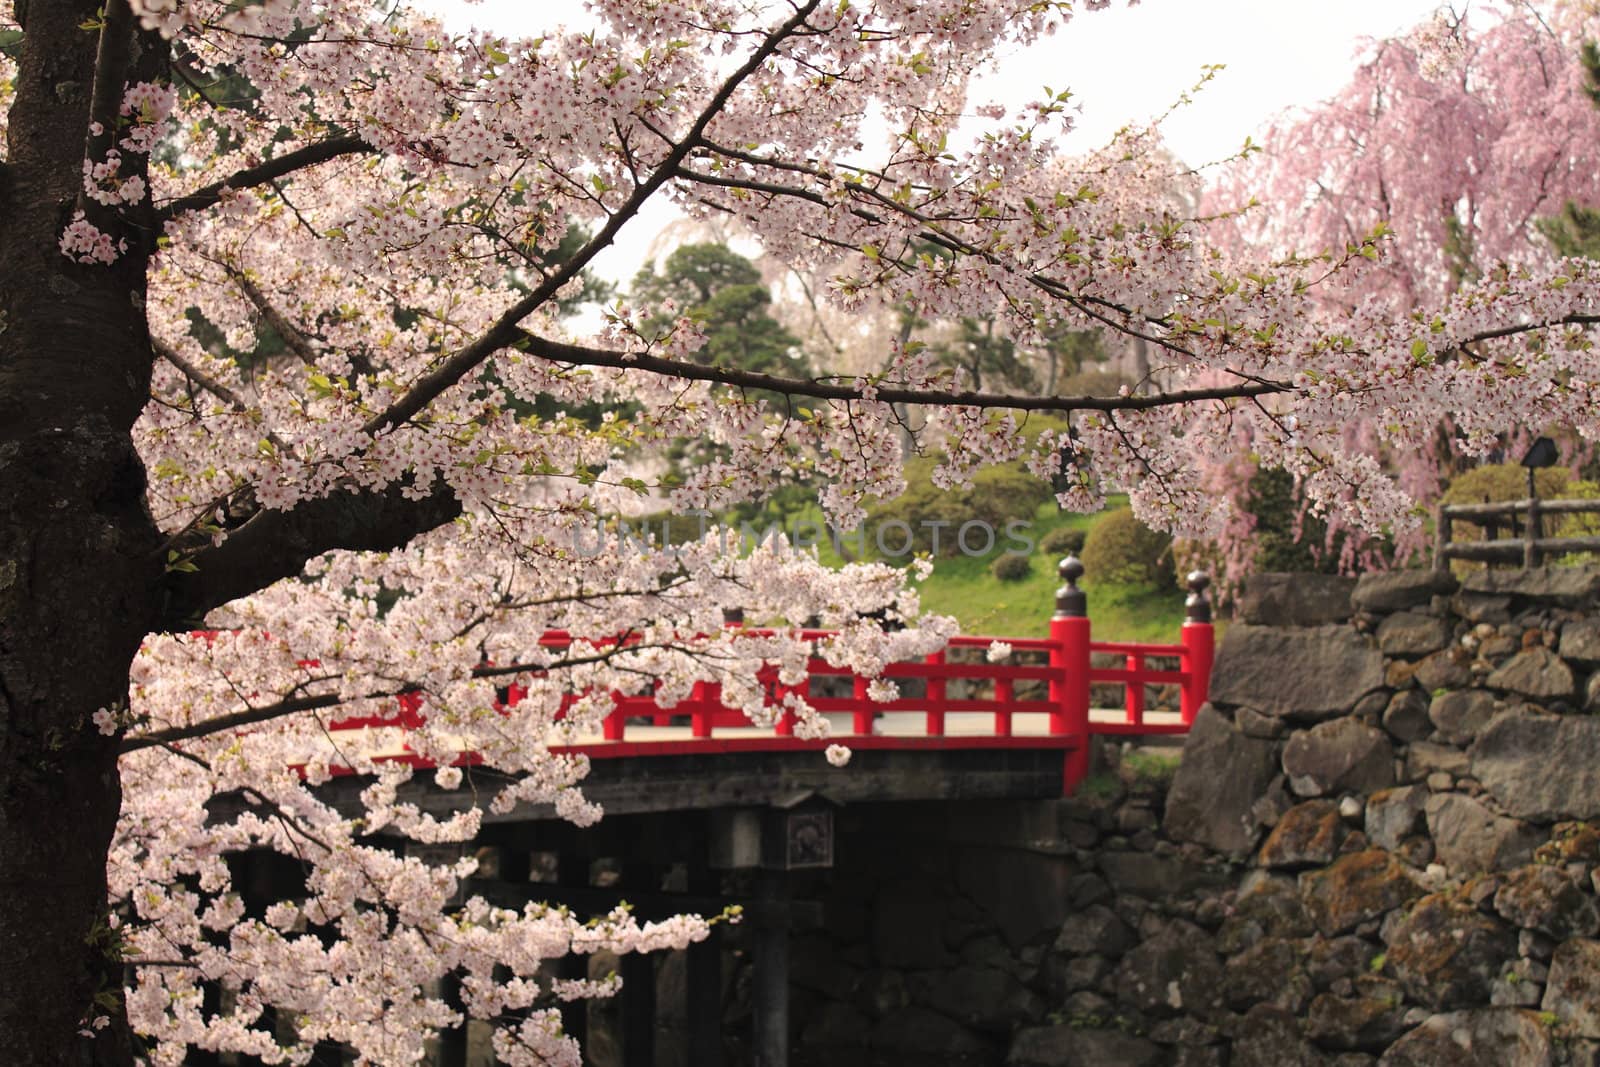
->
[[1259, 800, 1347, 869], [1462, 566, 1600, 606], [1427, 689, 1499, 746], [1377, 1008, 1554, 1066], [1163, 705, 1281, 857], [1493, 864, 1600, 940], [1383, 690, 1433, 743], [1413, 649, 1473, 691], [1007, 1026, 1162, 1067], [1378, 612, 1453, 657], [1470, 708, 1600, 820], [1229, 1004, 1327, 1067], [1239, 573, 1357, 627], [1426, 793, 1541, 874], [1353, 570, 1459, 613], [1366, 787, 1428, 852], [1052, 904, 1132, 957], [1223, 936, 1311, 1012], [871, 1006, 995, 1057], [1542, 938, 1600, 1038], [1299, 849, 1424, 936], [1386, 893, 1518, 1010], [1209, 625, 1384, 720], [1561, 617, 1600, 665], [1485, 648, 1576, 702], [1282, 719, 1395, 797], [1112, 922, 1224, 1019]]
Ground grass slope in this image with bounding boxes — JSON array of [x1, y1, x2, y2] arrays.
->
[[909, 499, 1188, 642]]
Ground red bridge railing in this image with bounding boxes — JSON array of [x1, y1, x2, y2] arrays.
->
[[319, 557, 1213, 795]]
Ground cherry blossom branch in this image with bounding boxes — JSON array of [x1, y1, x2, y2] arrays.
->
[[231, 272, 319, 364], [153, 340, 252, 413], [121, 641, 686, 752], [79, 0, 136, 217], [514, 330, 1289, 413], [121, 696, 347, 752], [1456, 313, 1600, 345], [678, 161, 1197, 358], [153, 135, 372, 226], [160, 480, 463, 625], [153, 341, 301, 457], [155, 742, 338, 857], [229, 270, 379, 376], [358, 0, 825, 438]]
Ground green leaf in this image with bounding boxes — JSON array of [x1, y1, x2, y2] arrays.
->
[[165, 551, 199, 574]]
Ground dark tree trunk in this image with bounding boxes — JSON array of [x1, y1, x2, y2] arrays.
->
[[0, 2, 162, 1062]]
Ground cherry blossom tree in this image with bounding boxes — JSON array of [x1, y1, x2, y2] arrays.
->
[[7, 0, 1600, 1063], [1200, 1, 1600, 578]]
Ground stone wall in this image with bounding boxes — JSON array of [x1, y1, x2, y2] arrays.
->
[[782, 566, 1600, 1067]]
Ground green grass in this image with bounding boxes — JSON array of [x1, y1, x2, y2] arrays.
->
[[910, 499, 1188, 642], [691, 492, 1193, 643]]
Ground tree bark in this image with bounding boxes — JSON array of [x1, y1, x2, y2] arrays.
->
[[0, 3, 161, 1062]]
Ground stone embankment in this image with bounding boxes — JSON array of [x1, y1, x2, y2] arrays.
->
[[786, 566, 1600, 1067]]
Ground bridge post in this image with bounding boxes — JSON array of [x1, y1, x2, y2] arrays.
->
[[1180, 571, 1214, 726], [620, 862, 660, 1067], [686, 847, 724, 1067], [556, 852, 590, 1051], [752, 867, 791, 1067], [1049, 556, 1092, 792]]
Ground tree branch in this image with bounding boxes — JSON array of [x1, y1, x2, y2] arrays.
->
[[154, 340, 297, 456], [79, 0, 136, 216], [357, 0, 825, 439], [231, 272, 320, 363], [120, 643, 674, 752], [515, 330, 1289, 413], [160, 481, 462, 625], [122, 691, 349, 752], [153, 135, 372, 227]]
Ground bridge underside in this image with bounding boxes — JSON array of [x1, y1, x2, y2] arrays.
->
[[314, 744, 1077, 822]]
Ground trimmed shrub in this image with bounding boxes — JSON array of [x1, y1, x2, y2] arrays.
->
[[1040, 526, 1087, 556], [991, 553, 1032, 582], [1080, 508, 1174, 588], [867, 459, 1052, 558]]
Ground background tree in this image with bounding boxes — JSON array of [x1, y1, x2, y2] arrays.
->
[[631, 242, 808, 377], [6, 1, 1600, 1064], [1199, 2, 1600, 582]]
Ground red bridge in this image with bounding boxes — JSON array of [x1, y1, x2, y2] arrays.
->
[[323, 559, 1214, 797]]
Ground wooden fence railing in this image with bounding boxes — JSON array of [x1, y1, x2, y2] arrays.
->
[[1434, 497, 1600, 568]]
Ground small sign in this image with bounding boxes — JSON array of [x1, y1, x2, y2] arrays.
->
[[784, 809, 833, 869]]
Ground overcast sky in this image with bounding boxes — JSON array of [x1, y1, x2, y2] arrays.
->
[[425, 0, 1453, 282]]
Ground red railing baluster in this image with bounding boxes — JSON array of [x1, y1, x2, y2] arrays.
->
[[1125, 653, 1144, 725], [852, 675, 874, 736], [774, 671, 800, 739], [602, 693, 625, 741], [1049, 558, 1092, 792], [690, 680, 712, 739], [925, 651, 946, 736], [1180, 571, 1215, 727], [994, 677, 1014, 737]]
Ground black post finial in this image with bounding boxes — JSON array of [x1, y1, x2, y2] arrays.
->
[[723, 606, 745, 626], [1054, 556, 1087, 618], [1185, 570, 1212, 624]]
